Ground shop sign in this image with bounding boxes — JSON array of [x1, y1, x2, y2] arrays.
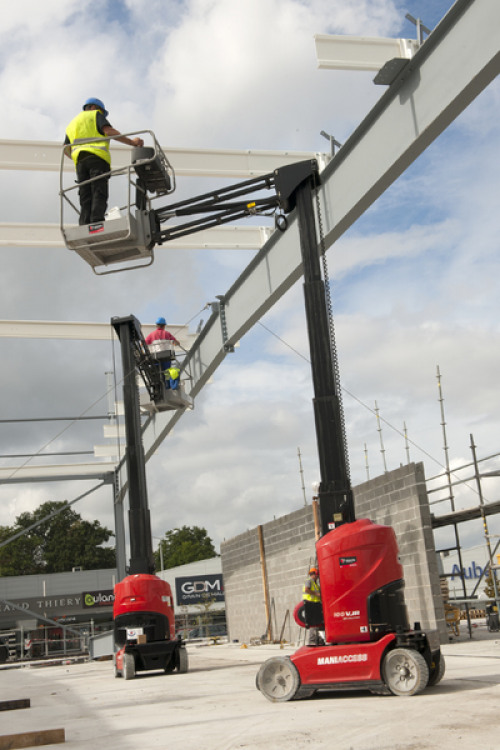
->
[[82, 590, 115, 608], [175, 574, 224, 604]]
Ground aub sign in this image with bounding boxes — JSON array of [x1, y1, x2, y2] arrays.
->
[[175, 574, 224, 605], [450, 561, 486, 580]]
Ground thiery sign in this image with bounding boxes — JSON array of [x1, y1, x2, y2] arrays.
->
[[175, 574, 224, 605], [0, 590, 115, 624]]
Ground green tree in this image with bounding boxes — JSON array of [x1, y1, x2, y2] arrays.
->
[[154, 525, 217, 570], [0, 525, 42, 576], [0, 501, 115, 576]]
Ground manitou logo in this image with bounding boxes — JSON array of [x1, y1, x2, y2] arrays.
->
[[317, 653, 368, 665], [339, 556, 357, 566]]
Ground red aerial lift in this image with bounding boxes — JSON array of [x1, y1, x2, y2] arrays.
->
[[95, 152, 443, 694], [256, 171, 444, 701], [111, 315, 188, 679]]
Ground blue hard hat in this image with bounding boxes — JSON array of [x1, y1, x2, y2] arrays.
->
[[156, 317, 166, 326], [83, 97, 109, 117]]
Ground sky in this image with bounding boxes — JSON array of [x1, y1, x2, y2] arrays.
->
[[0, 0, 499, 568]]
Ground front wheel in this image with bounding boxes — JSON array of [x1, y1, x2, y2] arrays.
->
[[382, 648, 429, 696], [256, 657, 300, 702]]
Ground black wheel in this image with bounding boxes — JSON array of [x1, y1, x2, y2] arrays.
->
[[382, 648, 429, 696], [427, 653, 445, 686], [176, 646, 188, 673], [256, 657, 300, 702], [164, 655, 175, 674], [122, 652, 136, 681]]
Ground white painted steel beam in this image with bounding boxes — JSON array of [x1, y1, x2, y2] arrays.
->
[[137, 0, 500, 468], [0, 222, 271, 250], [0, 140, 329, 178], [94, 445, 121, 458], [0, 463, 117, 483], [0, 319, 196, 349], [103, 424, 126, 439], [314, 34, 419, 71]]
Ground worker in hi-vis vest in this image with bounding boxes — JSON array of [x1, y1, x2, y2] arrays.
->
[[303, 566, 324, 645], [64, 98, 143, 225]]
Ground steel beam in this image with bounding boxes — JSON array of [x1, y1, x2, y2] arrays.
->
[[0, 319, 195, 348], [314, 34, 418, 71], [0, 222, 271, 250], [0, 463, 116, 483], [0, 140, 329, 178]]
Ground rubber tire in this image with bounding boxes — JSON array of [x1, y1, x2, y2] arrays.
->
[[256, 657, 300, 702], [164, 655, 175, 674], [177, 646, 188, 674], [427, 653, 445, 686], [122, 652, 136, 681], [382, 648, 429, 696]]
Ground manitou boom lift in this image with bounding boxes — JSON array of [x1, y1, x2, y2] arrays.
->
[[111, 315, 188, 679], [255, 169, 444, 701], [105, 155, 443, 694]]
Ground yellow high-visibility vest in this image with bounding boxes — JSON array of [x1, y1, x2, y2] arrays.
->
[[66, 110, 111, 166], [302, 578, 321, 603]]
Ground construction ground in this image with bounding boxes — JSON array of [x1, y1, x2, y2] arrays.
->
[[1, 623, 499, 750]]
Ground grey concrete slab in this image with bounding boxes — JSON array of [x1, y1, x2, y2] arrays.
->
[[1, 632, 499, 750]]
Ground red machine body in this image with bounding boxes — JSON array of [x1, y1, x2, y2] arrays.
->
[[317, 519, 408, 644], [113, 573, 175, 640], [291, 634, 396, 691], [113, 574, 186, 679]]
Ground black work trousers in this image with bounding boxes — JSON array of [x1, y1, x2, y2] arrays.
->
[[76, 154, 111, 225]]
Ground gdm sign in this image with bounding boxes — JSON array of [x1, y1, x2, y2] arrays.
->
[[175, 574, 224, 605]]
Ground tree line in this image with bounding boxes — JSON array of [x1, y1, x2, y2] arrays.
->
[[0, 501, 217, 576]]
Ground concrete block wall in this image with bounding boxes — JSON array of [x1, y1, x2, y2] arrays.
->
[[354, 462, 447, 641], [221, 462, 447, 645], [221, 507, 316, 645]]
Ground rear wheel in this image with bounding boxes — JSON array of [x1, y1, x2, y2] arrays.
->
[[164, 654, 175, 674], [382, 648, 429, 696], [176, 646, 188, 673], [256, 657, 300, 702], [122, 652, 136, 681], [427, 653, 445, 686]]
